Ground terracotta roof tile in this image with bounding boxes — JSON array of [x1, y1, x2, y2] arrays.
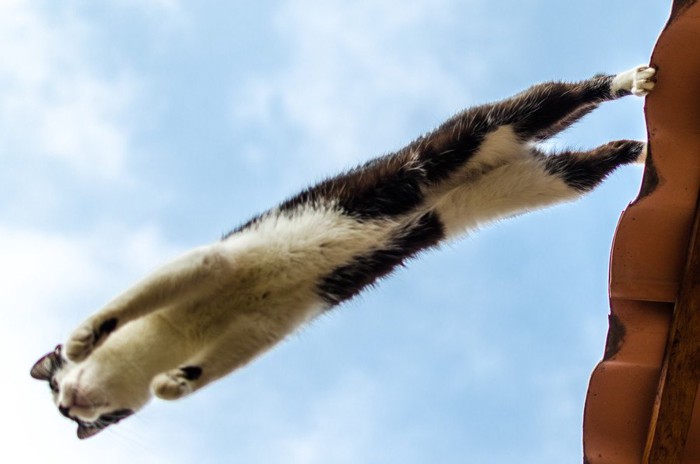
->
[[583, 1, 700, 462]]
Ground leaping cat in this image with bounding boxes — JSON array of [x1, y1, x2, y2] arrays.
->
[[31, 65, 656, 439]]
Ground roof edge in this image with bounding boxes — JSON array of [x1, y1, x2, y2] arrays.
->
[[669, 0, 698, 23]]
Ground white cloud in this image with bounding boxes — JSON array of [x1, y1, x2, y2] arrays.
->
[[0, 0, 139, 180], [271, 371, 380, 464], [0, 0, 184, 423], [231, 0, 482, 174], [0, 226, 102, 329], [110, 0, 183, 14], [1, 224, 190, 464], [105, 0, 189, 32], [0, 3, 196, 459]]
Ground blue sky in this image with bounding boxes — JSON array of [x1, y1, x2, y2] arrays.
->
[[3, 1, 669, 462]]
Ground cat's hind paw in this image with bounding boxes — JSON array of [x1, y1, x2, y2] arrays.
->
[[151, 366, 202, 400], [631, 66, 656, 96], [65, 317, 118, 362]]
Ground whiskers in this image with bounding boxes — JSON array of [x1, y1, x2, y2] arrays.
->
[[79, 412, 163, 458], [106, 412, 162, 455], [75, 409, 133, 439]]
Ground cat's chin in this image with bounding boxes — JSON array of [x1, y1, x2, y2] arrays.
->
[[57, 361, 151, 423], [58, 380, 111, 421], [66, 394, 114, 422]]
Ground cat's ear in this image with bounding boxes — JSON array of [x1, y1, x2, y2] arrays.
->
[[30, 345, 64, 380], [30, 353, 55, 380]]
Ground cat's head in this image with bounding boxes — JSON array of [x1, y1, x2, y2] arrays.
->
[[30, 344, 150, 439]]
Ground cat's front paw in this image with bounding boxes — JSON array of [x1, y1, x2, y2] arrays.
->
[[65, 324, 96, 362], [152, 366, 202, 400], [612, 65, 657, 97], [630, 65, 657, 97], [65, 317, 118, 362]]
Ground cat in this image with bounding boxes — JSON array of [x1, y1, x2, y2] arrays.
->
[[31, 65, 656, 439]]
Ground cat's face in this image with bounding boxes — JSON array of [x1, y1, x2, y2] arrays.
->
[[31, 345, 150, 438]]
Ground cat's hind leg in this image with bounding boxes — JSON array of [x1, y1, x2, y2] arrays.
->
[[432, 140, 646, 238], [543, 140, 647, 192], [66, 245, 227, 362]]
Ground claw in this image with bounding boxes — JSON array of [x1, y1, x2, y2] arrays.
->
[[632, 66, 657, 97], [612, 65, 657, 97]]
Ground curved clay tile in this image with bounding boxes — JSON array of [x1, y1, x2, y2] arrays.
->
[[583, 0, 700, 462]]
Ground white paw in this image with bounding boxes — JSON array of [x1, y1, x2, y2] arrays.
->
[[65, 324, 96, 362], [152, 370, 194, 400], [631, 65, 656, 97], [612, 65, 657, 97], [65, 317, 118, 362]]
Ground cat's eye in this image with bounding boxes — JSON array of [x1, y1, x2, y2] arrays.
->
[[49, 379, 59, 393]]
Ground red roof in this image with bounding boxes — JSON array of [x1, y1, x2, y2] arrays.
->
[[583, 1, 700, 462]]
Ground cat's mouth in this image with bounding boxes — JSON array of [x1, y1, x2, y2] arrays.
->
[[73, 409, 134, 439], [61, 399, 110, 419]]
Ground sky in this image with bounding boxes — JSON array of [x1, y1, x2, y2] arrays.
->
[[1, 1, 671, 463]]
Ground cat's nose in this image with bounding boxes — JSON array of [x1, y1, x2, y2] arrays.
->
[[59, 405, 71, 418]]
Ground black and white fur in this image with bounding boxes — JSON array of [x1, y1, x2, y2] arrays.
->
[[31, 65, 656, 438]]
